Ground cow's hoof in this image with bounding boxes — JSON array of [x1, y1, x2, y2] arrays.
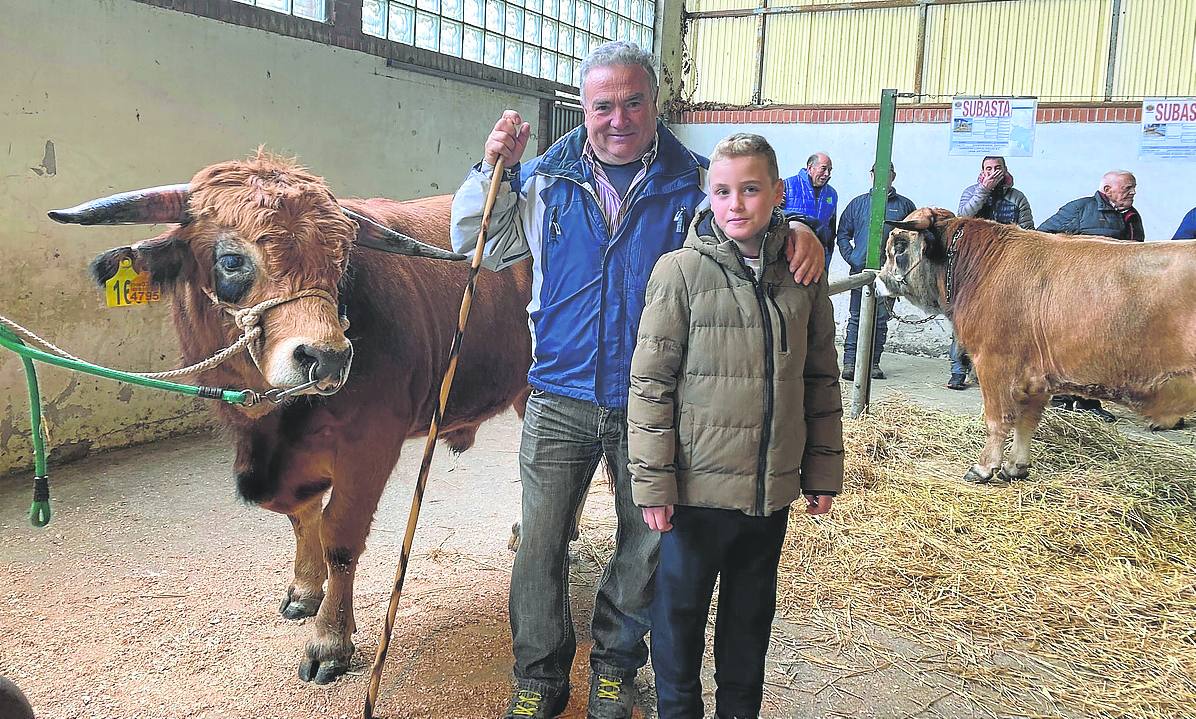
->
[[298, 638, 354, 684], [997, 464, 1030, 482], [298, 655, 350, 684], [1150, 417, 1186, 431], [508, 521, 521, 553], [280, 587, 323, 620], [963, 466, 1006, 486]]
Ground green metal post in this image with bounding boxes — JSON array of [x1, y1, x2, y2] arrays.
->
[[850, 88, 898, 419]]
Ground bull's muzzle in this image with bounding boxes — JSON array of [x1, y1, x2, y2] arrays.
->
[[293, 343, 354, 395]]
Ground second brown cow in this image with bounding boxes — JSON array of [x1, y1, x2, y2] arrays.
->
[[877, 208, 1196, 485]]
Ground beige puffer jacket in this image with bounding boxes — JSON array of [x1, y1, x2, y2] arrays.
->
[[628, 210, 844, 516]]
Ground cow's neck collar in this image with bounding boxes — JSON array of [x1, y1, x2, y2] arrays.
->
[[943, 226, 966, 311]]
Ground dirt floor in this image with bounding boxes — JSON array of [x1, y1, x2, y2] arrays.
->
[[2, 351, 1189, 719]]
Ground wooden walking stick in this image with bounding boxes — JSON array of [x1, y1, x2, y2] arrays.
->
[[363, 157, 508, 718]]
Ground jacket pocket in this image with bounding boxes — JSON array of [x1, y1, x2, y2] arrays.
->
[[767, 285, 789, 353], [676, 405, 692, 471]]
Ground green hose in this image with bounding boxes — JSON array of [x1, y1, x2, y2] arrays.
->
[[0, 325, 252, 527]]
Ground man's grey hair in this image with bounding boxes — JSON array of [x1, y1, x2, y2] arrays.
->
[[806, 152, 831, 168], [580, 41, 658, 101], [1101, 170, 1135, 186]]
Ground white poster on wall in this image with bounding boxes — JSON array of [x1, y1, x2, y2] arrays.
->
[[949, 96, 1037, 157], [1140, 98, 1196, 159]]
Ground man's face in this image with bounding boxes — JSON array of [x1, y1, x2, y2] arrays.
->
[[981, 158, 1006, 182], [709, 155, 784, 243], [582, 64, 658, 165], [807, 155, 833, 187], [1104, 174, 1138, 209]]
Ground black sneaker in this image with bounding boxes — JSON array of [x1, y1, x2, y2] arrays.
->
[[586, 672, 635, 719], [841, 367, 855, 381], [946, 373, 967, 390], [501, 683, 569, 719], [870, 366, 885, 380]]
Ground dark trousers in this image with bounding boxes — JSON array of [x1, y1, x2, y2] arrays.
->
[[651, 505, 790, 719], [843, 283, 889, 366]]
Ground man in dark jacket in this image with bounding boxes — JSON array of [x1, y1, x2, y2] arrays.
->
[[1172, 206, 1196, 239], [836, 163, 915, 380], [1038, 170, 1144, 422], [957, 156, 1034, 229], [1039, 171, 1143, 241]]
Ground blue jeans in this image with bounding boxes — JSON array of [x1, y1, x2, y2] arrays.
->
[[511, 390, 659, 694], [950, 337, 970, 376], [651, 505, 790, 719], [842, 282, 889, 367]]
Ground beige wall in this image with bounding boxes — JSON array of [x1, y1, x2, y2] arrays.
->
[[0, 0, 538, 476]]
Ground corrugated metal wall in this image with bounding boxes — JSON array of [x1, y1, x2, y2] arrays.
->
[[686, 16, 759, 104], [1112, 0, 1196, 98], [762, 6, 921, 104], [922, 0, 1110, 100], [681, 0, 1196, 106]]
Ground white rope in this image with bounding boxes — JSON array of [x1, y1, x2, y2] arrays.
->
[[0, 287, 340, 381]]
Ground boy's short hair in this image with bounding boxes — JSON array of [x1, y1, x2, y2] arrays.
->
[[709, 133, 780, 183]]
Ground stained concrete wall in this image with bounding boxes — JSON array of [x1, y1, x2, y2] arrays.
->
[[673, 120, 1196, 363], [0, 0, 537, 476]]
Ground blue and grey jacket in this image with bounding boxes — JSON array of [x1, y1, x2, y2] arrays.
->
[[450, 121, 708, 408], [782, 168, 838, 248], [835, 188, 916, 272]]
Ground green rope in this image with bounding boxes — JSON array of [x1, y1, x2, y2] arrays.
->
[[0, 325, 252, 527]]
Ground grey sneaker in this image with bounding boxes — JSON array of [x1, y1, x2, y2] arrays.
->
[[586, 672, 635, 719], [501, 683, 569, 719]]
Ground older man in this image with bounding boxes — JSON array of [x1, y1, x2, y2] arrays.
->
[[784, 152, 838, 268], [1038, 170, 1144, 422], [451, 42, 824, 719]]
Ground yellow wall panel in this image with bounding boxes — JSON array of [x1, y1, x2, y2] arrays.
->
[[761, 6, 920, 104], [922, 0, 1111, 100], [1113, 0, 1196, 98], [685, 16, 759, 104]]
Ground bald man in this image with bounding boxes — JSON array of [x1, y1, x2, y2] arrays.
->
[[1039, 170, 1144, 241], [783, 152, 838, 268], [1037, 171, 1146, 422]]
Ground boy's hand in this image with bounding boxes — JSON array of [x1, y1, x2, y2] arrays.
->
[[804, 494, 833, 515], [785, 222, 824, 285], [642, 505, 675, 532]]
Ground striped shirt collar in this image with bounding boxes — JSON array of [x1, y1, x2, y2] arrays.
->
[[583, 134, 659, 231]]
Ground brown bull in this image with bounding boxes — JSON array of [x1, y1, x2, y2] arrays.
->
[[49, 151, 532, 683], [877, 208, 1196, 485]]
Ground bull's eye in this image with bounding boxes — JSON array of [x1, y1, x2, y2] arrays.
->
[[218, 254, 246, 272], [893, 239, 908, 253]]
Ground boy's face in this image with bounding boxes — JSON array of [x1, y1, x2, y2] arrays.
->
[[708, 155, 784, 243]]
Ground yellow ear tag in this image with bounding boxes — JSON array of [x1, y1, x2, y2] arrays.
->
[[105, 259, 161, 307]]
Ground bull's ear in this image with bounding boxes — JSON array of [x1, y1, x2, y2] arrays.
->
[[89, 232, 188, 287], [921, 225, 949, 263]]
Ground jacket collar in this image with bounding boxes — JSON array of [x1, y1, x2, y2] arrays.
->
[[535, 120, 702, 188]]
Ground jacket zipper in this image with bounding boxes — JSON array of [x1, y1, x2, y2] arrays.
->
[[750, 262, 775, 517], [674, 207, 687, 234], [766, 285, 788, 352], [545, 207, 561, 276]]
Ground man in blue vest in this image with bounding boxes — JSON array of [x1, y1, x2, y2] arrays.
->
[[783, 152, 838, 269], [451, 42, 825, 719]]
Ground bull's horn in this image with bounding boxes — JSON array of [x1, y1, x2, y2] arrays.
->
[[888, 220, 925, 231], [48, 184, 191, 226], [343, 208, 466, 261]]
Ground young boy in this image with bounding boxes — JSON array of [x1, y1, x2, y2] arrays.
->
[[627, 133, 844, 719]]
